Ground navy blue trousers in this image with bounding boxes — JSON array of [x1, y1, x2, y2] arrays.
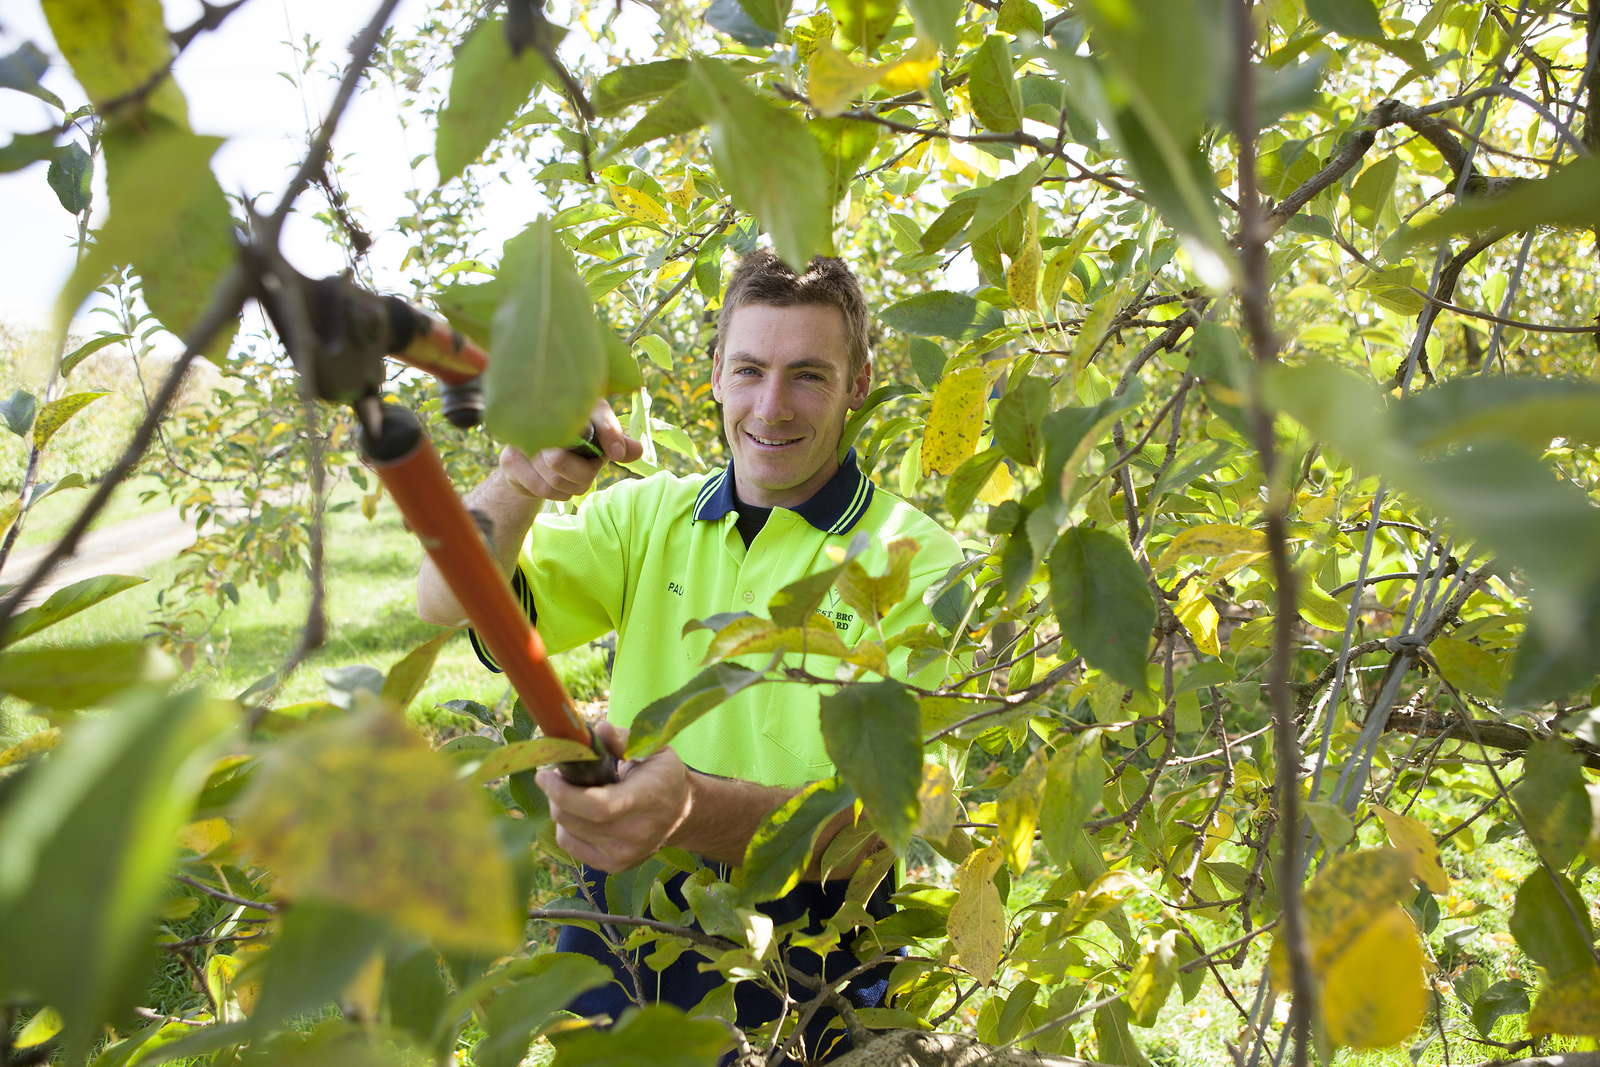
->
[[558, 862, 897, 1064]]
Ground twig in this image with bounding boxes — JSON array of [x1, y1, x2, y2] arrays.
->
[[1230, 5, 1313, 1064], [174, 874, 279, 913]]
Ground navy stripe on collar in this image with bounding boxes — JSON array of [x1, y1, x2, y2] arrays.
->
[[694, 449, 875, 535]]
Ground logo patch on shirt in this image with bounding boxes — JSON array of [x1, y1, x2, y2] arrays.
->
[[816, 608, 855, 631], [667, 581, 685, 597]]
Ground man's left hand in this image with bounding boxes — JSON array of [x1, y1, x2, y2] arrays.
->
[[535, 722, 692, 873]]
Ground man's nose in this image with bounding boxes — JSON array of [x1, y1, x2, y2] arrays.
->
[[753, 378, 792, 421]]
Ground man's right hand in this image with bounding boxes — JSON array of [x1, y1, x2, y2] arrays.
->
[[416, 399, 642, 625], [489, 399, 644, 503]]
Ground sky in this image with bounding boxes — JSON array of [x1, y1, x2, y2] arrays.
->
[[0, 0, 641, 334]]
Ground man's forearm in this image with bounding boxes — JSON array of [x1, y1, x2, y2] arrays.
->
[[415, 468, 540, 625], [669, 771, 882, 880]]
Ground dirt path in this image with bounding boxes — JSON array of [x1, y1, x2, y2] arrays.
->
[[0, 508, 197, 608]]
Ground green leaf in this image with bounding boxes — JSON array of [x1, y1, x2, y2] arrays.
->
[[881, 290, 1003, 339], [0, 389, 37, 437], [625, 662, 767, 759], [904, 0, 960, 51], [2, 573, 146, 648], [0, 689, 230, 1064], [0, 131, 59, 173], [996, 745, 1047, 873], [1108, 105, 1225, 256], [60, 332, 129, 376], [593, 59, 688, 116], [615, 82, 706, 151], [736, 0, 792, 35], [820, 680, 922, 851], [1095, 999, 1153, 1067], [251, 904, 390, 1025], [1394, 375, 1600, 452], [740, 778, 853, 903], [1510, 868, 1594, 979], [0, 42, 63, 109], [1304, 800, 1355, 848], [47, 140, 92, 214], [827, 0, 900, 53], [63, 118, 237, 361], [435, 17, 554, 185], [1082, 0, 1222, 146], [1127, 930, 1179, 1027], [766, 532, 868, 626], [42, 0, 187, 123], [233, 710, 523, 954], [945, 448, 1004, 521], [967, 37, 1023, 133], [1049, 527, 1154, 690], [706, 0, 778, 47], [485, 219, 609, 458], [1348, 154, 1399, 231], [1039, 381, 1145, 506], [32, 390, 107, 448], [993, 375, 1050, 466], [14, 1007, 62, 1049], [550, 1003, 731, 1067], [476, 955, 613, 1067], [1411, 156, 1600, 243], [1471, 979, 1530, 1038], [0, 639, 175, 709], [1306, 0, 1386, 40], [1511, 739, 1593, 869], [381, 629, 456, 713], [689, 56, 830, 269], [1039, 732, 1105, 867], [469, 737, 596, 782], [811, 116, 882, 208]]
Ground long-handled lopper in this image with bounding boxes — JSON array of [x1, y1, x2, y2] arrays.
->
[[257, 270, 617, 786]]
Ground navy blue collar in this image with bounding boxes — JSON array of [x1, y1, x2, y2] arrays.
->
[[694, 449, 875, 536]]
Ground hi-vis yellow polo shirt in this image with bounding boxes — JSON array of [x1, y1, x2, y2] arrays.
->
[[469, 451, 964, 788]]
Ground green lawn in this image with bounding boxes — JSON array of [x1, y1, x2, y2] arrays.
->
[[0, 492, 611, 743]]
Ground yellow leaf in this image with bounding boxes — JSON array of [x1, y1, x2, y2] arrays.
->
[[879, 38, 940, 93], [32, 390, 108, 449], [1530, 965, 1600, 1036], [232, 941, 268, 1016], [0, 727, 61, 769], [1373, 804, 1449, 893], [1272, 848, 1414, 984], [607, 183, 671, 226], [997, 746, 1047, 873], [1156, 523, 1268, 571], [807, 41, 880, 117], [206, 953, 238, 1013], [233, 710, 521, 954], [665, 176, 696, 208], [15, 1007, 62, 1049], [1299, 493, 1336, 523], [1127, 929, 1179, 1027], [1298, 581, 1349, 631], [1201, 809, 1234, 859], [469, 737, 598, 782], [1006, 203, 1041, 311], [915, 762, 957, 841], [342, 951, 385, 1019], [948, 845, 1006, 983], [1429, 636, 1504, 699], [1175, 581, 1220, 656], [835, 538, 920, 622], [977, 458, 1015, 506], [0, 498, 19, 541], [703, 614, 854, 663], [921, 365, 991, 475], [178, 815, 233, 856], [1321, 905, 1428, 1048]]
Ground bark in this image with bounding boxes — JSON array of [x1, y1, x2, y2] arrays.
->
[[827, 1030, 1106, 1067]]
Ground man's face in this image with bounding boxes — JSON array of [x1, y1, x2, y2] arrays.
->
[[712, 302, 870, 509]]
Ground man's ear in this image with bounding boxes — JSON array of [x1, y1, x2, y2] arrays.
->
[[848, 360, 872, 409], [710, 348, 724, 403]]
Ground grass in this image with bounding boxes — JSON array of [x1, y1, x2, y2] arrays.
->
[[8, 472, 173, 551], [0, 489, 613, 743]]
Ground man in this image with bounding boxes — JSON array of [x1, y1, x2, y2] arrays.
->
[[417, 251, 963, 1060]]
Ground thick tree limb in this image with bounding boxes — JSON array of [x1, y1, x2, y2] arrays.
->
[[1387, 707, 1600, 771]]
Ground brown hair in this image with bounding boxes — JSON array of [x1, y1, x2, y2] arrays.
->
[[716, 251, 870, 377]]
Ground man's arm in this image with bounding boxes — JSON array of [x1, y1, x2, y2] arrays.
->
[[415, 400, 641, 625], [534, 724, 877, 878]]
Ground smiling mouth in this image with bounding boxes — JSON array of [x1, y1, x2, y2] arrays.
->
[[745, 430, 803, 447]]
